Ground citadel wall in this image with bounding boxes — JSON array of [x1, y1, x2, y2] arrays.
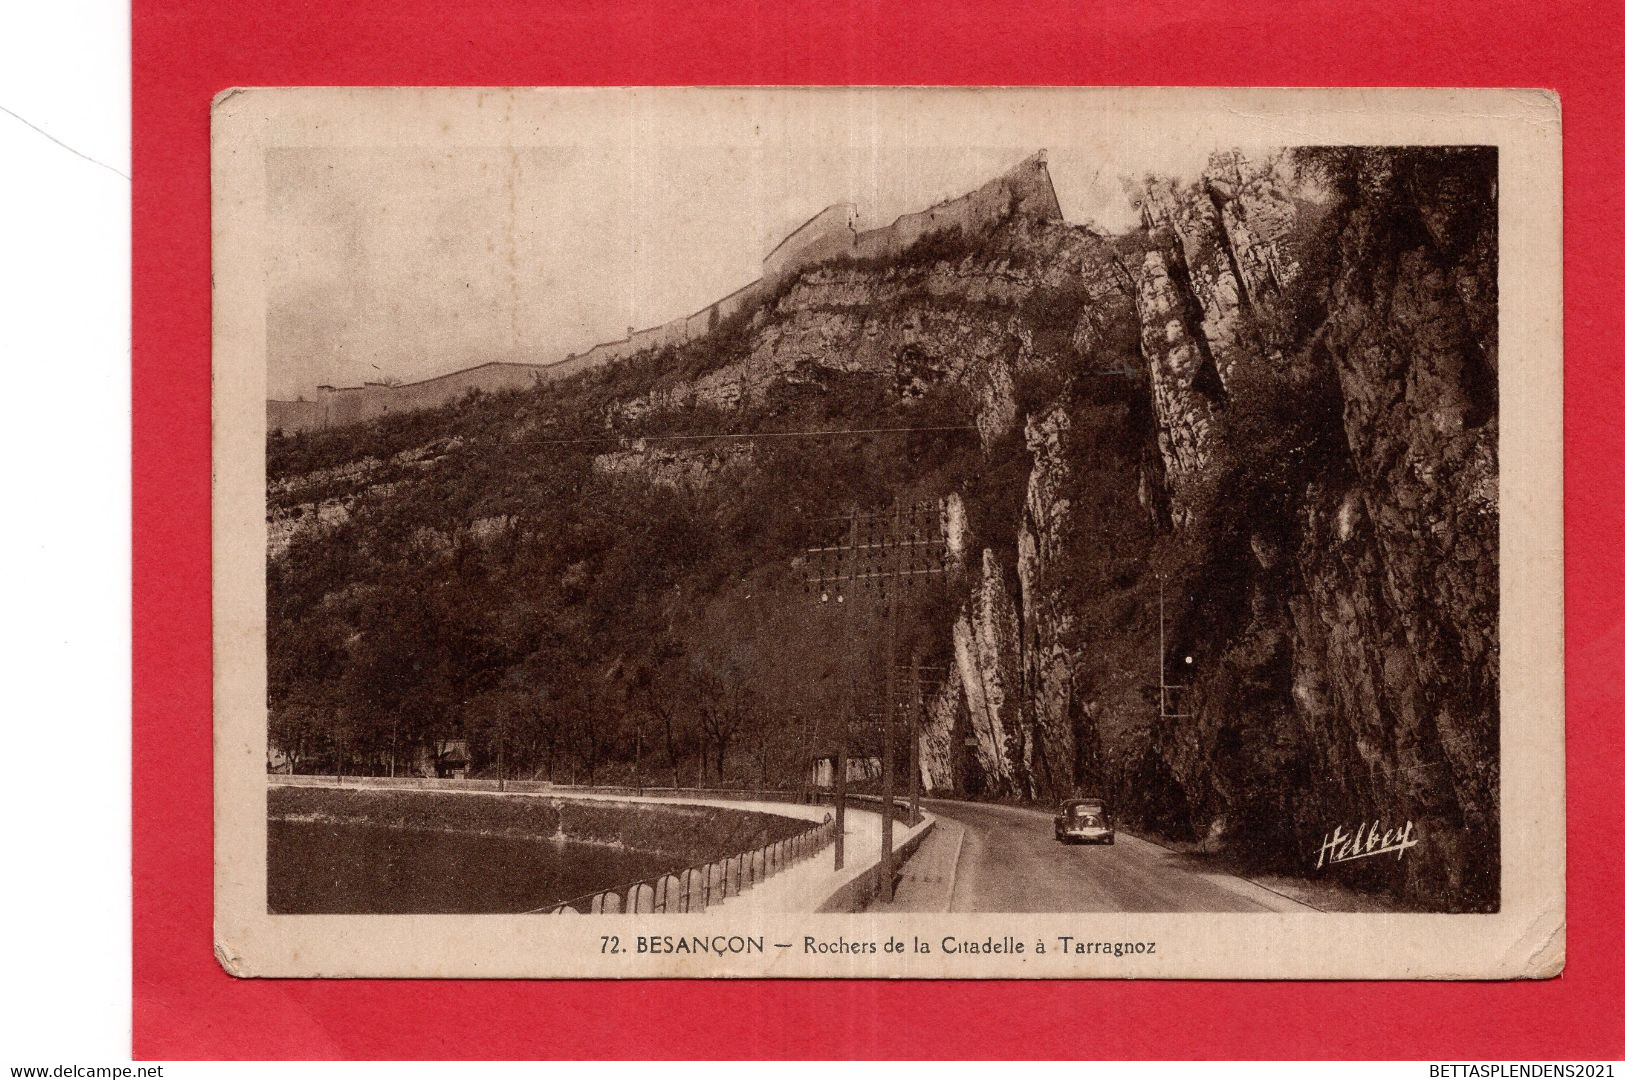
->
[[854, 150, 1062, 260], [762, 202, 860, 279], [270, 152, 1062, 433], [268, 362, 552, 434], [561, 152, 1059, 371]]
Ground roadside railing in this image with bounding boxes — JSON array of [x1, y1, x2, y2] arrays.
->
[[269, 774, 923, 912], [807, 790, 924, 829], [269, 774, 923, 826], [273, 774, 513, 790], [537, 812, 837, 914]]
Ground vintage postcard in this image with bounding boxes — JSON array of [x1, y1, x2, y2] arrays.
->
[[213, 86, 1563, 979]]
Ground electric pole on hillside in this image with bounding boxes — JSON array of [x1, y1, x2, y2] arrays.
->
[[800, 499, 949, 899]]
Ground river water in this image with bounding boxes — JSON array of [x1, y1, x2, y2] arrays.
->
[[268, 819, 676, 914]]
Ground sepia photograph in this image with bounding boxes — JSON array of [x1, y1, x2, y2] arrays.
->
[[10, 0, 1622, 1060], [212, 87, 1562, 978]]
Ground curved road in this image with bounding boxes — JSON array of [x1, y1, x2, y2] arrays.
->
[[869, 799, 1315, 913]]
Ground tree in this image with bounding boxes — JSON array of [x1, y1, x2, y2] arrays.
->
[[693, 670, 757, 783], [633, 651, 694, 787], [269, 687, 340, 774]]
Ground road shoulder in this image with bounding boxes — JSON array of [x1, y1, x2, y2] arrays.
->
[[862, 816, 966, 913]]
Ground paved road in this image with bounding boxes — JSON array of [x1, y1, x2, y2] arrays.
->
[[870, 799, 1315, 913]]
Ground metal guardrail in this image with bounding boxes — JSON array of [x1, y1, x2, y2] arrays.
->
[[538, 812, 836, 914]]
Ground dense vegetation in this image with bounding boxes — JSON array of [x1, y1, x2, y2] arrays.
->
[[269, 322, 986, 786]]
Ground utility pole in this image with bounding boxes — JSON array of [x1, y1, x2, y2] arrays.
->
[[1158, 574, 1193, 721], [908, 665, 921, 823], [798, 707, 811, 803], [881, 524, 897, 894], [897, 660, 947, 823], [834, 728, 847, 870], [803, 511, 861, 870], [801, 498, 949, 898]]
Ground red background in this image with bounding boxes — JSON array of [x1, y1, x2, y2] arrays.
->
[[132, 0, 1625, 1059]]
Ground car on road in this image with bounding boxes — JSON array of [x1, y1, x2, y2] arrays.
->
[[1053, 798, 1115, 844]]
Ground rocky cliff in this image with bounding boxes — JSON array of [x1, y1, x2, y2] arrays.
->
[[661, 146, 1496, 908], [1120, 148, 1499, 909], [269, 146, 1499, 910]]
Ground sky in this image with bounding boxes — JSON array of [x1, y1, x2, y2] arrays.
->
[[265, 92, 1241, 399]]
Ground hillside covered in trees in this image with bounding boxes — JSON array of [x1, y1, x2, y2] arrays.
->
[[268, 146, 1499, 910]]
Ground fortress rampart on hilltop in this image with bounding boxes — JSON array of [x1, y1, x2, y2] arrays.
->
[[269, 361, 557, 434], [269, 151, 1061, 435]]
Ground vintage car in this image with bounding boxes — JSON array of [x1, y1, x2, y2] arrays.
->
[[1053, 798, 1115, 844]]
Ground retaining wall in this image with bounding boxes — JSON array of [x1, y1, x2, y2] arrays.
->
[[815, 816, 936, 913]]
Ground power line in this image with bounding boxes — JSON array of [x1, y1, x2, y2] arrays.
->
[[1338, 731, 1495, 781], [795, 500, 951, 900], [531, 424, 977, 448]]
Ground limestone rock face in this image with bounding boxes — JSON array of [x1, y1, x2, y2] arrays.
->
[[1295, 149, 1500, 905], [592, 442, 752, 490], [1136, 248, 1219, 513], [613, 217, 1116, 444], [1016, 405, 1081, 798], [267, 438, 460, 556], [814, 148, 1496, 908], [951, 549, 1025, 796], [916, 668, 962, 794], [1120, 148, 1499, 909], [1141, 153, 1307, 381]]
